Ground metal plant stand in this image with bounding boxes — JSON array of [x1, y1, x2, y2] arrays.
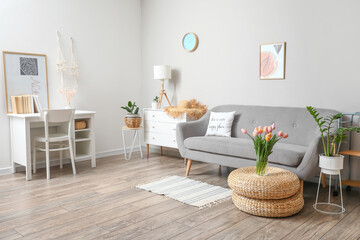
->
[[122, 126, 143, 161], [314, 168, 345, 214]]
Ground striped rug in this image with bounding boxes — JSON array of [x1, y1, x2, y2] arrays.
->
[[136, 176, 232, 208]]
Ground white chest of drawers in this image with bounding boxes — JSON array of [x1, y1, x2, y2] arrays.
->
[[143, 108, 191, 158]]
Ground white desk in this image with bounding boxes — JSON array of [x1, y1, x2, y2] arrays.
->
[[8, 110, 96, 180]]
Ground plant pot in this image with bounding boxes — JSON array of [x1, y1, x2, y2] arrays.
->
[[125, 116, 142, 128], [319, 154, 344, 171], [151, 102, 158, 110]]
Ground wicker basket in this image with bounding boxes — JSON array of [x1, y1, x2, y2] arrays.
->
[[232, 190, 304, 218], [125, 117, 142, 128], [75, 120, 87, 130], [228, 166, 300, 200]]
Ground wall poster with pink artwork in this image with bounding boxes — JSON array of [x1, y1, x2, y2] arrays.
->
[[259, 42, 286, 80]]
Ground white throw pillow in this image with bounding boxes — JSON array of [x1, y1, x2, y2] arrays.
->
[[205, 111, 235, 137]]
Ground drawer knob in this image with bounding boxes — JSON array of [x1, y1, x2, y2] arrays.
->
[[173, 140, 176, 142], [152, 115, 155, 117], [173, 128, 176, 131], [152, 137, 155, 140], [152, 126, 155, 128]]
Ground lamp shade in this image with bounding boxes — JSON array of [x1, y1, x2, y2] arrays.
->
[[154, 65, 171, 80]]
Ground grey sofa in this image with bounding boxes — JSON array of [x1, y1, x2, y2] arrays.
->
[[176, 105, 339, 180]]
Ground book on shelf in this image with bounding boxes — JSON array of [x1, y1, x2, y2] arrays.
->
[[18, 96, 24, 114], [10, 95, 41, 114], [33, 95, 42, 113]]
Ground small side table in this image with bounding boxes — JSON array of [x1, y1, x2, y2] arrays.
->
[[122, 126, 143, 160], [314, 168, 345, 214]]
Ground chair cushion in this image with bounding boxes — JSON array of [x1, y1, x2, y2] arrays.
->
[[184, 136, 307, 167], [35, 133, 69, 142]]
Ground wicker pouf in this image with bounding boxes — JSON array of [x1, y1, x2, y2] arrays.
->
[[228, 166, 304, 218], [228, 166, 300, 199], [232, 189, 304, 217]]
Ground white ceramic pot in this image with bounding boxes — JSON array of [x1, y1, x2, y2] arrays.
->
[[151, 102, 158, 110], [319, 154, 344, 171]]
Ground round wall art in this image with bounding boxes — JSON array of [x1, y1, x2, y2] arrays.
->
[[182, 32, 199, 52]]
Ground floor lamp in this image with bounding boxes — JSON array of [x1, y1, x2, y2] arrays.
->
[[154, 65, 172, 109]]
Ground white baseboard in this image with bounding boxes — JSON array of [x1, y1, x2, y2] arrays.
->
[[149, 145, 181, 157], [2, 145, 171, 176], [96, 146, 141, 158], [0, 167, 12, 176], [2, 146, 142, 175]]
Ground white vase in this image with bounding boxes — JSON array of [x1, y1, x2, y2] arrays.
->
[[319, 154, 344, 173], [151, 102, 158, 110]]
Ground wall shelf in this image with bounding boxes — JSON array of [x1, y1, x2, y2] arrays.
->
[[75, 128, 90, 132], [337, 112, 360, 193], [75, 138, 91, 142], [339, 150, 360, 158]]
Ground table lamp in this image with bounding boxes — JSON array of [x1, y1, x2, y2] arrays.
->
[[154, 65, 172, 108]]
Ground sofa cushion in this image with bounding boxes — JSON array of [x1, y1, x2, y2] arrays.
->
[[205, 111, 235, 137], [184, 136, 307, 167]]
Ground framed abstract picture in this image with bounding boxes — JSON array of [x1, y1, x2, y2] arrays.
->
[[2, 51, 49, 113], [259, 42, 286, 80]]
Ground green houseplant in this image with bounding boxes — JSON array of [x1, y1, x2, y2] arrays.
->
[[306, 106, 360, 171], [121, 101, 141, 128]]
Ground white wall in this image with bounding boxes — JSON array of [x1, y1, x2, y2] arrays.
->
[[141, 0, 360, 180], [0, 0, 142, 169]]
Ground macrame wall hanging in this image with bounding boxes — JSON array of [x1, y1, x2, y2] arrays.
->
[[56, 31, 79, 108]]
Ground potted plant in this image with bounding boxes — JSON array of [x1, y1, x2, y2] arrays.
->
[[152, 96, 159, 110], [306, 106, 360, 172], [241, 123, 288, 176], [121, 101, 141, 128]]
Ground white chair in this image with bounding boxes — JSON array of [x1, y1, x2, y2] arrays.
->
[[33, 109, 76, 179]]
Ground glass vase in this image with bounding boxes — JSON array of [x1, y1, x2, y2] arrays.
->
[[256, 155, 268, 176]]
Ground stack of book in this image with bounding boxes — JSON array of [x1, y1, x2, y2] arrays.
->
[[10, 95, 42, 114]]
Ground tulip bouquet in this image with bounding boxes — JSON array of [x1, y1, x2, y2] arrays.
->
[[241, 123, 288, 176]]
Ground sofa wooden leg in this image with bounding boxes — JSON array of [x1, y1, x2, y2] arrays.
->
[[160, 146, 163, 156], [300, 180, 304, 195], [186, 159, 192, 176], [184, 158, 187, 165], [321, 173, 326, 188], [146, 144, 149, 159]]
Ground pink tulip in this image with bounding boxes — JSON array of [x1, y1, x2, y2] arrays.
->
[[264, 126, 269, 134], [283, 133, 289, 138], [241, 128, 247, 134], [267, 126, 272, 133], [271, 123, 275, 130], [253, 129, 259, 137], [277, 131, 284, 137]]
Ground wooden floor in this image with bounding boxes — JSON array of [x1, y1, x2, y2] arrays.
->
[[0, 153, 359, 240]]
